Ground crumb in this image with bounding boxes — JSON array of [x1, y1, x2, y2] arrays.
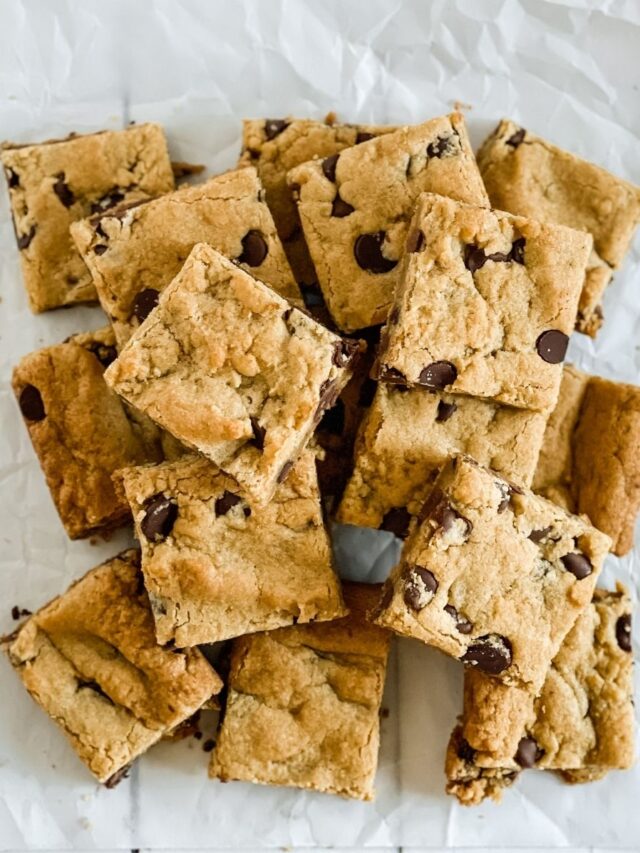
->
[[203, 738, 216, 752], [324, 111, 338, 126], [452, 100, 472, 111], [11, 606, 32, 621]]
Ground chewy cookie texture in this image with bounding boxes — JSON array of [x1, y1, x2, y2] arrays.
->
[[288, 112, 489, 332], [373, 456, 611, 692], [105, 243, 359, 507], [3, 550, 221, 785], [71, 167, 299, 349], [1, 123, 174, 312], [447, 586, 634, 805], [12, 327, 163, 539], [120, 450, 346, 646], [209, 582, 391, 800], [478, 119, 640, 336], [375, 193, 592, 411]]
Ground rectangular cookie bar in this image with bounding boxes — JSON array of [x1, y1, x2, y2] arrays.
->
[[373, 455, 610, 692], [447, 586, 634, 805], [533, 364, 640, 555], [336, 382, 548, 536], [239, 116, 394, 295], [477, 119, 640, 336], [287, 112, 489, 332], [120, 450, 346, 646], [12, 327, 163, 539], [71, 167, 299, 349], [105, 243, 359, 506], [209, 582, 391, 800], [374, 193, 592, 411], [3, 549, 221, 785], [1, 124, 174, 312]]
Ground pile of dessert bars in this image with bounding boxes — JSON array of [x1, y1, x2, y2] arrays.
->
[[2, 112, 638, 804]]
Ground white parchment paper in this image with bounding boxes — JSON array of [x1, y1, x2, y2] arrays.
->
[[0, 0, 639, 848]]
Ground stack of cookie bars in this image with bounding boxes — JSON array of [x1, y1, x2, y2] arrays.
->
[[2, 112, 639, 804]]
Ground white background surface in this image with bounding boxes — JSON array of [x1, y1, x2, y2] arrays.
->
[[1, 0, 639, 850]]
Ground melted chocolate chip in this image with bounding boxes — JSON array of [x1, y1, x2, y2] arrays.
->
[[529, 526, 551, 544], [536, 330, 569, 364], [418, 361, 457, 390], [616, 613, 632, 652], [331, 193, 354, 217], [515, 736, 543, 768], [510, 237, 526, 265], [52, 173, 75, 207], [214, 490, 242, 516], [17, 225, 36, 250], [18, 385, 45, 421], [561, 552, 592, 580], [318, 397, 345, 435], [403, 565, 438, 611], [277, 460, 294, 484], [457, 737, 477, 763], [426, 134, 457, 158], [322, 154, 339, 182], [88, 342, 118, 368], [380, 507, 411, 539], [444, 604, 473, 634], [141, 494, 177, 541], [264, 119, 288, 140], [436, 400, 457, 423], [356, 131, 375, 144], [238, 230, 268, 266], [354, 232, 397, 274], [377, 365, 407, 385], [461, 634, 513, 674], [506, 127, 526, 148], [90, 187, 125, 214], [406, 228, 425, 253], [133, 288, 159, 323], [93, 244, 108, 255], [250, 417, 266, 450], [464, 244, 487, 273]]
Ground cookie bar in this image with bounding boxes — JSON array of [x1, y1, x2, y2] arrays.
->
[[120, 450, 346, 646], [478, 119, 640, 336], [105, 243, 359, 506], [287, 112, 489, 332], [336, 382, 548, 535], [447, 586, 634, 804], [71, 167, 298, 349], [374, 193, 592, 411], [2, 550, 221, 785], [209, 582, 391, 800], [239, 116, 393, 294], [533, 365, 640, 556], [1, 124, 174, 313], [12, 327, 163, 539], [373, 455, 610, 692]]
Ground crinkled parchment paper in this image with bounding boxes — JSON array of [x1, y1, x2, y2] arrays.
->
[[0, 0, 638, 848]]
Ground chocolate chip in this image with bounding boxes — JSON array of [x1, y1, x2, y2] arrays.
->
[[496, 482, 513, 513], [238, 230, 268, 266], [354, 232, 397, 274], [377, 365, 407, 385], [105, 765, 131, 788], [331, 193, 354, 217], [88, 342, 117, 368], [616, 613, 632, 652], [321, 154, 340, 182], [528, 526, 551, 544], [90, 187, 125, 214], [264, 119, 288, 140], [277, 460, 293, 484], [515, 736, 542, 768], [6, 167, 20, 188], [141, 494, 177, 541], [300, 282, 326, 310], [464, 245, 487, 273], [133, 287, 159, 323], [202, 738, 216, 752], [436, 400, 457, 423], [457, 738, 477, 763], [318, 397, 345, 435], [444, 604, 473, 634], [333, 338, 358, 367], [17, 225, 36, 250], [418, 361, 457, 390], [560, 552, 592, 580], [243, 506, 251, 518], [462, 634, 513, 674], [358, 377, 377, 407], [426, 134, 457, 158], [381, 507, 411, 539], [510, 237, 526, 265], [250, 417, 266, 450], [536, 330, 569, 364], [18, 385, 45, 421], [356, 131, 375, 144], [214, 491, 241, 516], [93, 244, 108, 255], [403, 565, 438, 611], [406, 228, 425, 253], [429, 498, 473, 539], [506, 127, 526, 148], [52, 173, 75, 207]]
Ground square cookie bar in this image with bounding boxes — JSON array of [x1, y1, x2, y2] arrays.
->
[[477, 119, 640, 336], [239, 116, 393, 292], [373, 456, 610, 692], [447, 586, 634, 805], [105, 243, 359, 506], [120, 450, 346, 646], [288, 112, 489, 331], [336, 382, 548, 536], [209, 583, 391, 800], [533, 365, 640, 556], [12, 327, 163, 538], [71, 167, 299, 349], [375, 193, 592, 411], [1, 123, 174, 312], [3, 550, 221, 785]]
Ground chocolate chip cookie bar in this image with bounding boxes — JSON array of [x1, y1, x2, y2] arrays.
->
[[105, 243, 359, 506], [375, 193, 592, 411], [71, 167, 299, 349], [12, 327, 163, 539], [478, 119, 640, 336], [534, 365, 640, 556], [2, 549, 221, 785], [373, 455, 610, 692], [239, 116, 393, 296], [336, 383, 547, 536], [447, 586, 634, 804], [287, 112, 489, 332], [120, 450, 346, 646], [209, 582, 391, 800], [1, 124, 174, 313]]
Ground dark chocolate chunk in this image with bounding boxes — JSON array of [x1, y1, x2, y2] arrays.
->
[[318, 397, 345, 435], [403, 565, 438, 611], [331, 193, 354, 217], [436, 400, 457, 423], [510, 237, 526, 265], [406, 228, 425, 253], [238, 230, 268, 267], [133, 287, 159, 323], [457, 737, 477, 763], [202, 738, 216, 753], [377, 365, 407, 385], [17, 225, 36, 250], [264, 119, 288, 140], [277, 460, 294, 484], [506, 127, 526, 148], [322, 154, 339, 182], [462, 634, 513, 674], [356, 131, 375, 144], [358, 377, 377, 407], [88, 342, 117, 368], [18, 385, 45, 421], [93, 244, 108, 255], [90, 187, 125, 214], [354, 232, 397, 274], [333, 338, 358, 367], [515, 736, 543, 768], [426, 134, 457, 158], [141, 494, 177, 541], [536, 330, 569, 364], [464, 244, 487, 273], [529, 526, 551, 544], [380, 507, 411, 539], [214, 490, 242, 517], [52, 173, 75, 207], [444, 604, 473, 634], [418, 361, 457, 390], [560, 551, 592, 580], [616, 613, 632, 652], [243, 506, 252, 518], [250, 417, 266, 450]]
